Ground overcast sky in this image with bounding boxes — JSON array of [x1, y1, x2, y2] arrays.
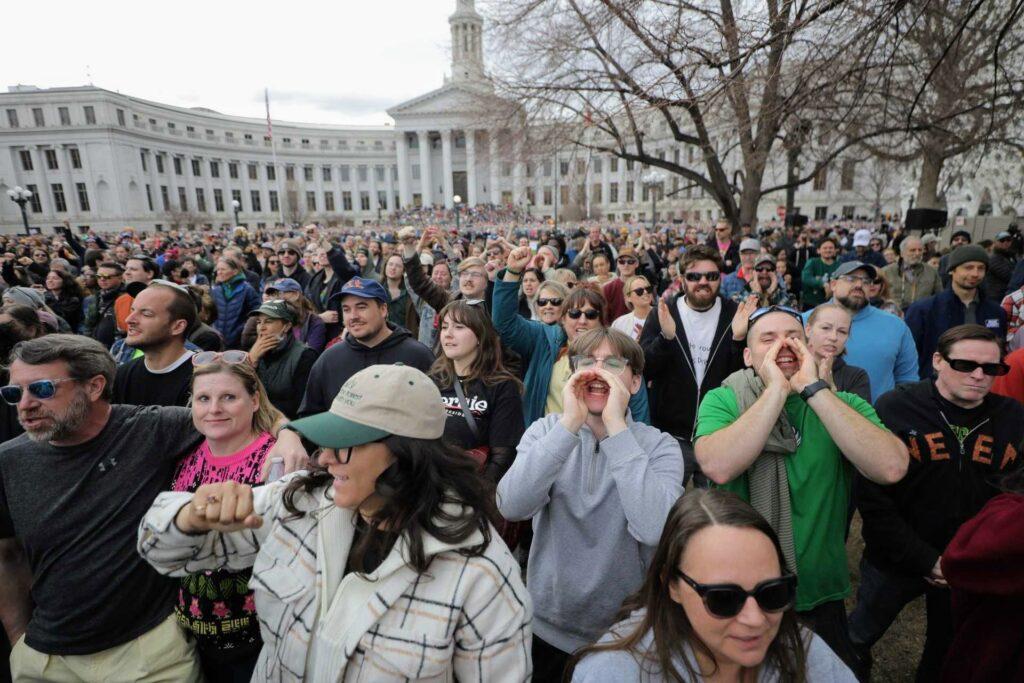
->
[[0, 0, 464, 126]]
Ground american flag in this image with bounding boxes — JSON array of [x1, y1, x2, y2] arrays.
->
[[265, 88, 273, 140]]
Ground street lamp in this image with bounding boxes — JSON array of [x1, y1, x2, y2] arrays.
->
[[642, 170, 667, 230], [231, 199, 241, 227], [7, 186, 33, 236], [453, 194, 462, 234]]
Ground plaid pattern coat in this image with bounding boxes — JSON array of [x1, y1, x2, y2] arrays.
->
[[138, 477, 532, 682]]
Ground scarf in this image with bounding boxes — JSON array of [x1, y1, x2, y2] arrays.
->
[[721, 368, 799, 574]]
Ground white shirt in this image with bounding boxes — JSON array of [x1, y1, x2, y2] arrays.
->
[[676, 296, 722, 386], [611, 312, 648, 341]]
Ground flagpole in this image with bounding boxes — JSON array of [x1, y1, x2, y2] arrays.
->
[[266, 88, 285, 226]]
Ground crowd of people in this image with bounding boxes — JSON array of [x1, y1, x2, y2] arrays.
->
[[1, 214, 1023, 682]]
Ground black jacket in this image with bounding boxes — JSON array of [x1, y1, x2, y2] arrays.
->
[[639, 294, 745, 441], [298, 324, 435, 417], [985, 246, 1017, 301], [859, 380, 1024, 577], [256, 336, 318, 420], [705, 236, 742, 273], [831, 356, 871, 403]]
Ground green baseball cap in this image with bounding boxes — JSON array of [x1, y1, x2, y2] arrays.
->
[[286, 364, 445, 449], [248, 300, 297, 324]]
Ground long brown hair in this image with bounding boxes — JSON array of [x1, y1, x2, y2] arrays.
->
[[429, 299, 522, 392], [567, 490, 808, 682], [191, 361, 283, 435]]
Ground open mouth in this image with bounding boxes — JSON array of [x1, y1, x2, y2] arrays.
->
[[777, 350, 798, 367], [584, 379, 610, 398]]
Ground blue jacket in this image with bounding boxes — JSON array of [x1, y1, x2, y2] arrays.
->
[[905, 288, 1007, 379], [212, 278, 260, 349], [491, 277, 649, 427]]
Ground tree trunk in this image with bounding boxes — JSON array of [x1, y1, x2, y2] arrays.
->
[[915, 150, 945, 209], [785, 146, 800, 216]]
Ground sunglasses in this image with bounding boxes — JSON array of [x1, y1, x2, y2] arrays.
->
[[1, 378, 77, 405], [676, 570, 797, 619], [942, 355, 1010, 376], [684, 271, 721, 282], [748, 304, 803, 326], [754, 266, 775, 273], [192, 350, 249, 366], [631, 286, 654, 296], [537, 297, 564, 307], [617, 257, 638, 265], [567, 308, 601, 320], [278, 250, 299, 256]]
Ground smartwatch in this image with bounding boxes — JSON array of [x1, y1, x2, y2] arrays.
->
[[799, 379, 831, 402]]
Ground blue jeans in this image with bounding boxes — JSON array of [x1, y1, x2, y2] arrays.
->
[[848, 557, 952, 682]]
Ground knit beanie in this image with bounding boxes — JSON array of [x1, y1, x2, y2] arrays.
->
[[947, 244, 989, 270]]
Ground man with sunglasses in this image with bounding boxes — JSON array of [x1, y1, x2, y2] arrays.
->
[[82, 261, 128, 347], [601, 245, 658, 321], [729, 254, 792, 308], [720, 237, 763, 300], [851, 324, 1024, 681], [694, 305, 908, 671], [275, 239, 311, 289], [706, 218, 741, 273], [640, 245, 749, 486]]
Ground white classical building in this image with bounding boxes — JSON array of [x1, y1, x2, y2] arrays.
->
[[0, 0, 1017, 235]]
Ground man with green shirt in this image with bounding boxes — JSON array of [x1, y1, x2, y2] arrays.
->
[[694, 305, 908, 672]]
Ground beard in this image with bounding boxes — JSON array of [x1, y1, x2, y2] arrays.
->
[[837, 293, 868, 311], [684, 282, 718, 310], [21, 388, 91, 443]]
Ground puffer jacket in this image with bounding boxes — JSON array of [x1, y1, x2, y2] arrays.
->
[[211, 275, 260, 348]]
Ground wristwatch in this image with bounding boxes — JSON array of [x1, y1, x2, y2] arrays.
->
[[799, 379, 831, 402]]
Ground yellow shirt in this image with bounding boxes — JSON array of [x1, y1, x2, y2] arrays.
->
[[545, 353, 572, 416]]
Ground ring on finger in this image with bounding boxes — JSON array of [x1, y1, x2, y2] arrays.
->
[[206, 494, 220, 504]]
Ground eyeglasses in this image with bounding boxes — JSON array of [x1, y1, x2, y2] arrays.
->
[[1, 378, 77, 404], [631, 286, 654, 296], [748, 305, 803, 326], [460, 271, 487, 280], [96, 273, 121, 281], [684, 271, 721, 282], [617, 257, 638, 265], [316, 437, 388, 465], [837, 274, 872, 286], [192, 350, 249, 366], [676, 570, 797, 618], [571, 355, 629, 374], [537, 297, 564, 307], [567, 308, 601, 320], [941, 355, 1010, 376]]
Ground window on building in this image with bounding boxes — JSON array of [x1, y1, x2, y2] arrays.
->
[[322, 166, 332, 182], [229, 162, 239, 179], [145, 184, 154, 211], [161, 186, 170, 211], [248, 163, 258, 181], [324, 192, 335, 212], [301, 139, 310, 146], [214, 188, 224, 212], [191, 159, 201, 176], [501, 163, 512, 177], [593, 158, 602, 173], [842, 205, 856, 219], [840, 160, 856, 191], [610, 182, 619, 203], [304, 166, 314, 182], [813, 166, 828, 191], [196, 188, 206, 212], [168, 122, 176, 131], [543, 186, 553, 205], [285, 165, 295, 181], [6, 109, 19, 128], [592, 183, 602, 203], [626, 181, 635, 202], [32, 108, 44, 126], [232, 189, 242, 209], [186, 125, 194, 133], [610, 158, 619, 172], [306, 191, 317, 212], [559, 161, 569, 176], [269, 190, 279, 212], [560, 186, 569, 206], [75, 183, 90, 211], [360, 192, 370, 211], [375, 166, 385, 182], [266, 164, 276, 181], [814, 206, 828, 220], [84, 106, 95, 125], [140, 150, 148, 172], [156, 154, 165, 174], [58, 107, 70, 126], [51, 184, 67, 212], [410, 165, 420, 180], [357, 166, 368, 182], [178, 187, 188, 211], [251, 190, 262, 212], [340, 165, 351, 182], [210, 161, 220, 178], [116, 109, 125, 126], [19, 150, 33, 171], [173, 157, 183, 175], [377, 191, 387, 209], [44, 149, 58, 170], [342, 191, 353, 211], [243, 133, 252, 140], [26, 185, 42, 213]]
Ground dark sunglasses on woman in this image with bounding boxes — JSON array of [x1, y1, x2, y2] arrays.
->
[[675, 570, 797, 619], [617, 257, 638, 265], [567, 308, 601, 320], [536, 297, 563, 307], [631, 286, 654, 296]]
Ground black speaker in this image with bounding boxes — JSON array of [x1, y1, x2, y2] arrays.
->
[[905, 208, 948, 233]]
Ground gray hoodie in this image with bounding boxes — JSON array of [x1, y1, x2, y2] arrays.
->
[[572, 611, 857, 682], [497, 414, 684, 653]]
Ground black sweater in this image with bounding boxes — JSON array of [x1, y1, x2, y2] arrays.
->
[[859, 380, 1024, 577]]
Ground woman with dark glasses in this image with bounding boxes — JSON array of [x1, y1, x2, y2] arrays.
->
[[569, 490, 855, 682], [611, 275, 654, 341], [493, 246, 649, 426]]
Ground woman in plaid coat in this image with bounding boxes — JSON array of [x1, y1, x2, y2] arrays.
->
[[139, 364, 532, 682]]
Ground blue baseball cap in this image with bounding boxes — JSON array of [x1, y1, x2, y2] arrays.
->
[[340, 276, 390, 303], [265, 278, 302, 293]]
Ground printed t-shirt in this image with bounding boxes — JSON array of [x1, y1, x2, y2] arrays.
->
[[676, 297, 721, 387]]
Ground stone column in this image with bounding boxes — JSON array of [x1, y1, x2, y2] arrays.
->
[[466, 129, 477, 207], [512, 134, 525, 205], [395, 131, 411, 208], [489, 130, 500, 204], [441, 129, 454, 209], [417, 130, 433, 207]]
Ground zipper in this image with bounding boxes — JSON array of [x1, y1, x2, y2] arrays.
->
[[589, 441, 600, 494], [938, 410, 989, 474]]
